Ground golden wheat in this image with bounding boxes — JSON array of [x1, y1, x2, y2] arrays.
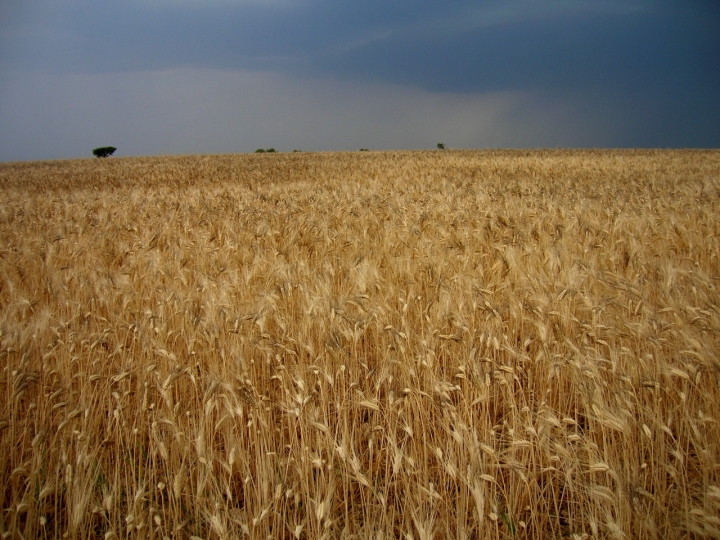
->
[[1, 149, 719, 538]]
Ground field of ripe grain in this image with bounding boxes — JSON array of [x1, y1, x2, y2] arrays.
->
[[1, 150, 719, 539]]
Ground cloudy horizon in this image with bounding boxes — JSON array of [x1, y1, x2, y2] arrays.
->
[[1, 0, 718, 161]]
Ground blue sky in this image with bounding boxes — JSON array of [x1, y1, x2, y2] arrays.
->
[[1, 0, 718, 160]]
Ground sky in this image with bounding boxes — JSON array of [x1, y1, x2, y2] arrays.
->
[[0, 0, 718, 161]]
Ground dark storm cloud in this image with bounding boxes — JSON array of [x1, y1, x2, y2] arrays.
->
[[322, 5, 720, 94], [4, 0, 455, 74], [7, 0, 719, 91], [0, 0, 718, 160]]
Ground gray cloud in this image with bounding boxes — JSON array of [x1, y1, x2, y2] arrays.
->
[[0, 68, 635, 161], [0, 0, 718, 160]]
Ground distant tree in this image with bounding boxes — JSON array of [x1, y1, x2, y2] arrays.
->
[[437, 143, 445, 150], [266, 148, 277, 153], [93, 146, 116, 158], [360, 148, 369, 152]]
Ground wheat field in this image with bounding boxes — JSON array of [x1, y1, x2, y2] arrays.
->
[[1, 150, 719, 539]]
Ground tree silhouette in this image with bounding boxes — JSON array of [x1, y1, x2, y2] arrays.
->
[[93, 147, 116, 158]]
